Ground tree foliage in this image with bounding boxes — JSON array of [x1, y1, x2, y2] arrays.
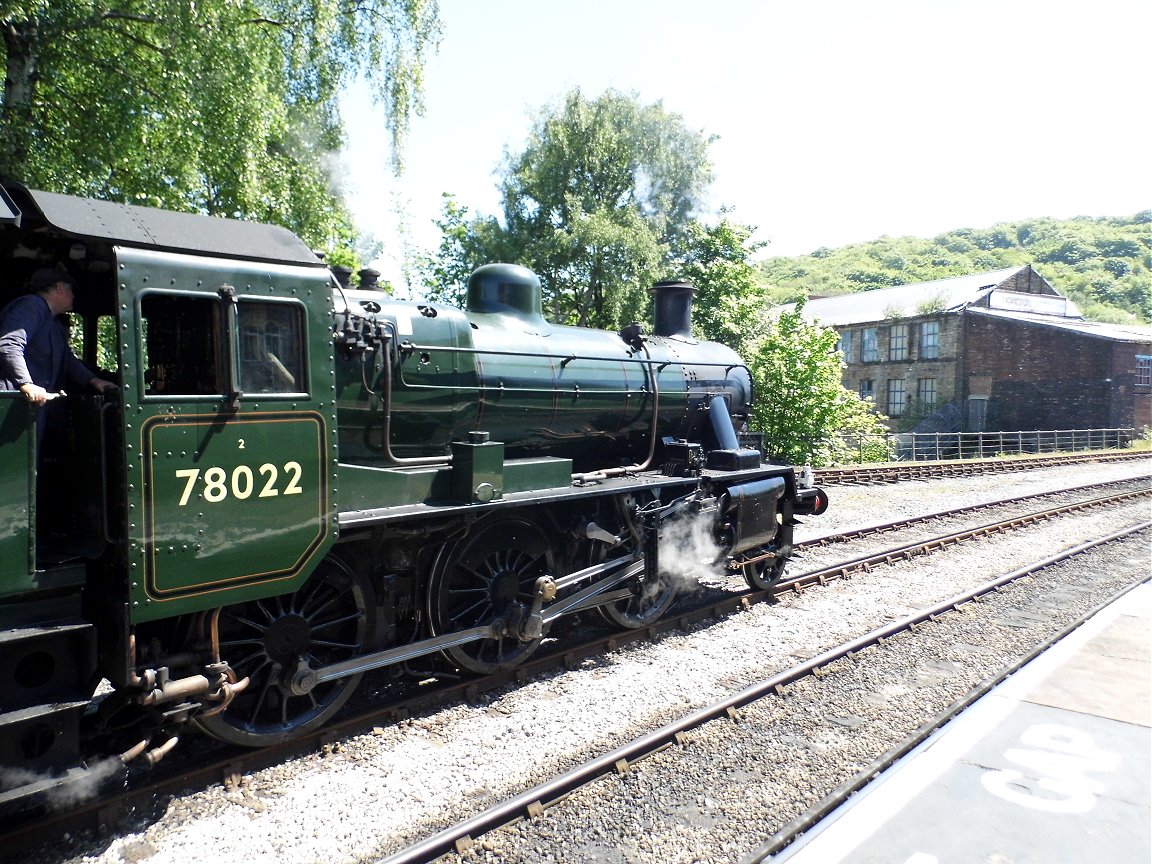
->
[[414, 89, 714, 329], [0, 0, 440, 255], [670, 214, 771, 347], [746, 304, 888, 467], [760, 213, 1152, 324]]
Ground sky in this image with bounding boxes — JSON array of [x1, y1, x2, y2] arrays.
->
[[339, 0, 1150, 291]]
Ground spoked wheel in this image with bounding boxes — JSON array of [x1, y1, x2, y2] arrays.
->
[[598, 559, 678, 629], [593, 493, 677, 630], [742, 552, 787, 591], [428, 516, 554, 674], [195, 555, 373, 747]]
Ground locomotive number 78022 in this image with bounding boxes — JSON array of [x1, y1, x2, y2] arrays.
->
[[174, 461, 304, 505]]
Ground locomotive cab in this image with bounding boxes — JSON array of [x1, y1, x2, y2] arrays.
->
[[0, 201, 121, 587], [0, 183, 341, 808], [0, 190, 122, 801]]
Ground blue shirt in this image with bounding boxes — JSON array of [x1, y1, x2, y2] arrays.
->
[[0, 294, 93, 393]]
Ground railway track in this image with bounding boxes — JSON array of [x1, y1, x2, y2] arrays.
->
[[812, 448, 1147, 485], [4, 475, 1149, 859], [387, 522, 1152, 863], [793, 475, 1150, 552]]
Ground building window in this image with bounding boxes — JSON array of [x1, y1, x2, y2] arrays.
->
[[919, 321, 940, 359], [1137, 355, 1152, 387], [861, 328, 879, 362], [836, 330, 853, 362], [859, 379, 874, 400], [887, 378, 906, 416], [889, 323, 908, 361], [917, 377, 938, 405]]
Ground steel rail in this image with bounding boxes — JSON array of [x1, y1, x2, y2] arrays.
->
[[814, 449, 1148, 486], [778, 487, 1150, 592], [792, 475, 1151, 552]]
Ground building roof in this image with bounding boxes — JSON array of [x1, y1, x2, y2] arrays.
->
[[790, 266, 1045, 326], [966, 306, 1152, 344]]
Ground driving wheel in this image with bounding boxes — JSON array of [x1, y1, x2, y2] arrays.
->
[[598, 557, 678, 629], [195, 554, 373, 746], [428, 516, 553, 674]]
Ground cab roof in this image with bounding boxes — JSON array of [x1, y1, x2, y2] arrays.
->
[[1, 183, 324, 267]]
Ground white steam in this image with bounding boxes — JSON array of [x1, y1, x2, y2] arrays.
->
[[0, 757, 125, 811], [656, 510, 725, 591]]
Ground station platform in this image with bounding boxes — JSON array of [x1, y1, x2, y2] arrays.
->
[[773, 581, 1151, 864]]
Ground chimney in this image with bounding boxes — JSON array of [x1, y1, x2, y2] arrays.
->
[[650, 280, 696, 339]]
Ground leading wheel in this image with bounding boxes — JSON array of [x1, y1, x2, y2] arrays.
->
[[195, 555, 373, 747], [428, 516, 553, 675], [742, 552, 787, 591]]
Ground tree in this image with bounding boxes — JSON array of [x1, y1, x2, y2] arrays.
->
[[418, 89, 715, 329], [0, 1, 440, 254], [411, 193, 513, 307], [670, 213, 771, 348], [747, 303, 888, 467]]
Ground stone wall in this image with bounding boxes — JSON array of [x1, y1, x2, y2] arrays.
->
[[837, 314, 962, 424]]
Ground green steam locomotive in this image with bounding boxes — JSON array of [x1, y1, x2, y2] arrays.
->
[[0, 182, 826, 814]]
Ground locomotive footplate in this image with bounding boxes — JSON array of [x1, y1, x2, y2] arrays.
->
[[337, 460, 818, 529]]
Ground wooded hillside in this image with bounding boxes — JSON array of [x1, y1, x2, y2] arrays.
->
[[759, 213, 1151, 324]]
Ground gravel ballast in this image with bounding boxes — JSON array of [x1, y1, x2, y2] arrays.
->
[[37, 457, 1152, 864]]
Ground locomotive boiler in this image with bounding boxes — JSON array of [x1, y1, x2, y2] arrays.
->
[[0, 182, 826, 815]]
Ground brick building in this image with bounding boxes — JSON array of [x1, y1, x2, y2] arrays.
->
[[793, 265, 1152, 432]]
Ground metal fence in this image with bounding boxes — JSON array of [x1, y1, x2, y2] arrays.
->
[[834, 428, 1138, 464]]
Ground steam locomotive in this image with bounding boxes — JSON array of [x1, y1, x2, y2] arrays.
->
[[0, 182, 826, 814]]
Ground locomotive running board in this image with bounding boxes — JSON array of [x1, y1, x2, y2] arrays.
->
[[291, 555, 640, 692]]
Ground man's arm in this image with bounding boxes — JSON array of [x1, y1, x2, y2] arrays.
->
[[0, 297, 41, 390], [63, 347, 116, 395]]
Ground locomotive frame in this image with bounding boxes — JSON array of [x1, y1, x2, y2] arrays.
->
[[0, 182, 826, 815]]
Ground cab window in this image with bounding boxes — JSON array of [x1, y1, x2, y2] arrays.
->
[[141, 294, 221, 396], [238, 301, 305, 394]]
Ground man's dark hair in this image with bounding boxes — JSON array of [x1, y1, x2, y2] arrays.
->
[[27, 268, 75, 294]]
